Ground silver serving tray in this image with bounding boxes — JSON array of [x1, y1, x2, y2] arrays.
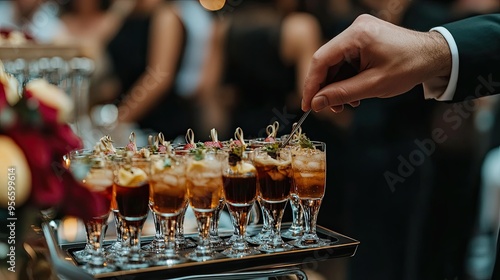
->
[[45, 223, 359, 279]]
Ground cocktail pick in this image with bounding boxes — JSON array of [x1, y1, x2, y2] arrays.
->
[[281, 110, 311, 147], [266, 121, 280, 141]]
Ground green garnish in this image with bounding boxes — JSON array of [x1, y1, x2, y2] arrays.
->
[[264, 142, 280, 159], [190, 145, 206, 161], [298, 134, 314, 149], [163, 157, 172, 168], [228, 140, 244, 166]]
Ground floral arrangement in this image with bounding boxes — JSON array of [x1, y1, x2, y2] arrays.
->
[[0, 61, 107, 220]]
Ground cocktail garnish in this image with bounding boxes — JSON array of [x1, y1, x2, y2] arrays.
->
[[228, 127, 246, 166], [297, 133, 314, 149], [148, 134, 157, 153], [204, 128, 223, 149], [265, 121, 280, 142], [157, 132, 171, 153], [118, 166, 147, 186], [184, 128, 196, 150], [126, 132, 137, 152], [190, 143, 206, 161], [263, 142, 280, 159], [93, 135, 116, 155], [138, 147, 151, 159]]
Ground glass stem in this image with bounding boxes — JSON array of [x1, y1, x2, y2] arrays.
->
[[230, 207, 250, 251], [126, 222, 144, 260], [258, 199, 271, 231], [301, 199, 322, 240], [195, 212, 213, 253], [210, 199, 224, 237], [160, 216, 177, 255], [152, 210, 163, 241], [113, 210, 124, 242], [85, 217, 108, 266], [289, 195, 303, 230], [176, 202, 188, 239]]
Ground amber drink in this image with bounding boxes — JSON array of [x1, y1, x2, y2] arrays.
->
[[291, 141, 328, 248], [186, 151, 226, 261], [150, 155, 187, 265]]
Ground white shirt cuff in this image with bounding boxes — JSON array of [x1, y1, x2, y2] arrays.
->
[[422, 26, 459, 101]]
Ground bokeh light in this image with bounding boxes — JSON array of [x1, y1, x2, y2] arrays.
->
[[199, 0, 226, 11]]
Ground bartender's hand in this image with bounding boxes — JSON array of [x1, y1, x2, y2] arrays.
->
[[301, 14, 451, 112]]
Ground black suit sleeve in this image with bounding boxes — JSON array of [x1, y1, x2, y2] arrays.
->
[[442, 13, 500, 102]]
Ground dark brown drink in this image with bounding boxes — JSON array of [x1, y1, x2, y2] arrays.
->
[[152, 190, 187, 214], [226, 174, 257, 206], [223, 175, 257, 205], [255, 165, 292, 202], [115, 182, 150, 217]]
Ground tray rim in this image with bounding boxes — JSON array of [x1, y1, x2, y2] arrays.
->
[[58, 223, 360, 279]]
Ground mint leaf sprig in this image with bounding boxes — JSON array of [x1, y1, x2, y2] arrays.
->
[[263, 142, 280, 159], [298, 133, 314, 149]]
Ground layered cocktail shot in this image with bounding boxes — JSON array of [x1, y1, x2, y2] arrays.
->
[[150, 153, 187, 265], [186, 150, 226, 261], [291, 140, 328, 248], [253, 144, 293, 252]]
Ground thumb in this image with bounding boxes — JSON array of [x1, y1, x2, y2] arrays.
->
[[310, 69, 382, 111]]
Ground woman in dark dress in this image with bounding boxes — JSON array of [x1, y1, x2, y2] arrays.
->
[[107, 0, 192, 140]]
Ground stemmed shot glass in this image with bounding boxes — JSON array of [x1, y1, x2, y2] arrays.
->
[[143, 132, 170, 254], [281, 192, 304, 240], [222, 135, 260, 258], [186, 149, 226, 261], [291, 140, 329, 248], [206, 129, 227, 250], [113, 156, 151, 269], [150, 153, 187, 265], [281, 125, 304, 240], [253, 145, 294, 252], [246, 121, 280, 245], [68, 149, 115, 274]]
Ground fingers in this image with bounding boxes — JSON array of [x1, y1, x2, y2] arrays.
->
[[302, 38, 346, 111], [310, 69, 380, 111], [328, 101, 359, 114]]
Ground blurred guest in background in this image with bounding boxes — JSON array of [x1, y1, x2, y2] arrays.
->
[[58, 0, 135, 106], [0, 0, 66, 43], [105, 0, 194, 140], [200, 0, 322, 139], [170, 0, 214, 138]]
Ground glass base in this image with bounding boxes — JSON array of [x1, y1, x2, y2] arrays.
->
[[291, 236, 330, 248], [175, 236, 197, 250], [142, 237, 166, 253], [105, 240, 125, 255], [246, 231, 271, 245], [222, 246, 260, 258], [258, 241, 293, 253], [210, 235, 229, 251], [81, 262, 116, 275], [281, 227, 304, 240], [152, 254, 186, 266], [186, 250, 216, 262], [73, 246, 92, 262], [115, 250, 151, 269]]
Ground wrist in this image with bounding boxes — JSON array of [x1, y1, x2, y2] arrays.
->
[[426, 30, 452, 80]]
